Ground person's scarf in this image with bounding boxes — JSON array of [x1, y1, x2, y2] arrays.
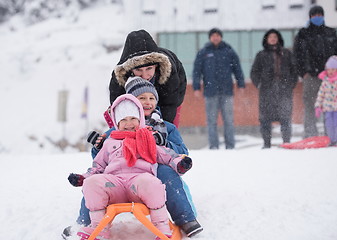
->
[[110, 128, 157, 167], [318, 70, 337, 83]]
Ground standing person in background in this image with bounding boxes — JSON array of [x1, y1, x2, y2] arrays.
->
[[251, 29, 298, 148], [109, 29, 187, 127], [192, 28, 245, 150], [315, 56, 337, 146], [293, 5, 337, 138]]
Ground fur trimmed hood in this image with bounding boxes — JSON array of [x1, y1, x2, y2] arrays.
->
[[114, 30, 172, 87], [114, 51, 172, 86]]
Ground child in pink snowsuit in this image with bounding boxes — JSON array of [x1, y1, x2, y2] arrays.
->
[[68, 94, 192, 240], [315, 55, 337, 146]]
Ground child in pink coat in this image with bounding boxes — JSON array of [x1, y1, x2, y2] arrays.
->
[[315, 55, 337, 145], [68, 94, 192, 240]]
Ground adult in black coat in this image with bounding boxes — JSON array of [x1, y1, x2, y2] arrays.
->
[[293, 5, 337, 138], [109, 29, 187, 126], [251, 29, 298, 148]]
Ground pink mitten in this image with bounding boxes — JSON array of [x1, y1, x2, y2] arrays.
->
[[315, 108, 322, 118]]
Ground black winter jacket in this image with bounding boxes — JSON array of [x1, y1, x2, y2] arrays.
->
[[109, 30, 186, 123], [293, 23, 337, 77], [251, 29, 298, 121]]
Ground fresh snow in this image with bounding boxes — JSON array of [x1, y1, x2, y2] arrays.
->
[[1, 148, 337, 240], [1, 3, 337, 240]]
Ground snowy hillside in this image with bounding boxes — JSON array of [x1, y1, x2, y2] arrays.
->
[[0, 4, 131, 154]]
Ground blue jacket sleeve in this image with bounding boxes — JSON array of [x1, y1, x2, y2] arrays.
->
[[230, 49, 245, 88], [192, 50, 203, 91], [165, 121, 189, 155], [90, 128, 114, 159]]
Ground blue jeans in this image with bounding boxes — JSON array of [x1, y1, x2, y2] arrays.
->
[[325, 111, 337, 143], [205, 95, 235, 149], [77, 164, 197, 226]]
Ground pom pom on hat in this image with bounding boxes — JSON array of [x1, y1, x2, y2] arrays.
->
[[125, 76, 159, 101], [114, 99, 140, 125], [325, 55, 337, 69]]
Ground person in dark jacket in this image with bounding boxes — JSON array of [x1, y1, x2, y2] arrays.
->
[[109, 29, 187, 127], [251, 29, 298, 148], [293, 5, 337, 138], [192, 28, 245, 149]]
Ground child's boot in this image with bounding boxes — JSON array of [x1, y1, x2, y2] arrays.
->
[[150, 206, 172, 239], [154, 235, 172, 240], [77, 210, 111, 240]]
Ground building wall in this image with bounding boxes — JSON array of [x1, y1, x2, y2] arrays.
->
[[316, 0, 337, 27], [157, 29, 298, 80], [179, 82, 304, 127], [123, 0, 316, 33], [120, 0, 336, 127]]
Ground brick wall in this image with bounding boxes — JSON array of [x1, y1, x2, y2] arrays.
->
[[179, 82, 304, 127]]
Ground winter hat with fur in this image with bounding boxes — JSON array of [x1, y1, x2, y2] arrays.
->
[[325, 55, 337, 69], [114, 99, 140, 125], [114, 29, 172, 86], [125, 76, 159, 101]]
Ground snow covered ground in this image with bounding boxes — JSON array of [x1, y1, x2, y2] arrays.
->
[[1, 3, 337, 240], [1, 145, 337, 240]]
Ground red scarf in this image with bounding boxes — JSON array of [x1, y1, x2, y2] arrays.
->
[[110, 128, 157, 167]]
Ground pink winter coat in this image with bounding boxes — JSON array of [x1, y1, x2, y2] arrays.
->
[[83, 94, 185, 178]]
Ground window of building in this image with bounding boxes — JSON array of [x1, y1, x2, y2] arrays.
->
[[289, 0, 304, 9], [262, 0, 276, 9], [203, 0, 218, 14], [142, 0, 156, 15]]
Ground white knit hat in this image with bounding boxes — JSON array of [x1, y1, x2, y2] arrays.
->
[[114, 99, 140, 125]]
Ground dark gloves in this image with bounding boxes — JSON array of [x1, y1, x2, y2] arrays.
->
[[153, 131, 167, 146], [177, 156, 192, 174], [87, 131, 106, 150], [68, 173, 85, 187]]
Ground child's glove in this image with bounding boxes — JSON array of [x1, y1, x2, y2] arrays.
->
[[315, 107, 322, 118], [68, 173, 85, 187], [177, 155, 192, 174], [87, 131, 106, 150], [153, 131, 167, 146]]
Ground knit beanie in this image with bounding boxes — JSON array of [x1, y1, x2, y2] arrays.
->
[[125, 76, 159, 101], [208, 28, 223, 38], [309, 5, 324, 17], [325, 56, 337, 69], [114, 99, 140, 125]]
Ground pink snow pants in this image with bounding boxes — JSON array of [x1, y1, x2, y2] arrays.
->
[[82, 173, 169, 227]]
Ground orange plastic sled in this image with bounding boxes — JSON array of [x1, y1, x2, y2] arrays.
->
[[87, 203, 182, 240]]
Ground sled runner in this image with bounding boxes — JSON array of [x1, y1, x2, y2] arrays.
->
[[86, 203, 182, 240], [280, 136, 330, 149]]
